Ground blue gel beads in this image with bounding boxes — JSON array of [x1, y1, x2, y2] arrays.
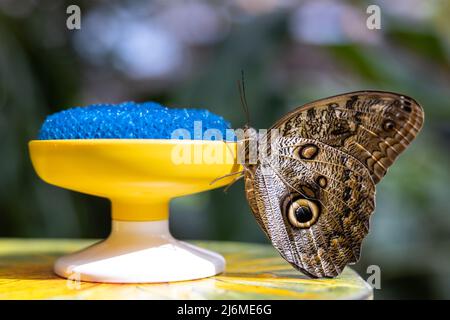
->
[[38, 101, 231, 140]]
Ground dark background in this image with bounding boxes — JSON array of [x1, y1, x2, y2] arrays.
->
[[1, 0, 449, 299]]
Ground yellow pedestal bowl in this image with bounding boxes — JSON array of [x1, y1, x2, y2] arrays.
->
[[29, 139, 242, 283]]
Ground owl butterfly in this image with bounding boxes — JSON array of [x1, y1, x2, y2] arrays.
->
[[242, 91, 424, 278]]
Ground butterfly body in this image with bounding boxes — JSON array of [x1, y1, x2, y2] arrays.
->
[[242, 91, 424, 278]]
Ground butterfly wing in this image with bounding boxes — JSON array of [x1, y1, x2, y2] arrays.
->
[[245, 91, 424, 277], [245, 137, 375, 277], [271, 91, 424, 183]]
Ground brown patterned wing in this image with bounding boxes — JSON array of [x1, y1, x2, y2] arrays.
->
[[271, 91, 424, 183], [245, 137, 375, 278], [244, 91, 424, 277]]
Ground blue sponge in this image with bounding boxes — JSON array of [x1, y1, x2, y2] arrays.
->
[[38, 101, 231, 140]]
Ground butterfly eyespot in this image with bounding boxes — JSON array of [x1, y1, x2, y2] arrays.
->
[[296, 144, 319, 160], [401, 105, 412, 113], [328, 103, 339, 108], [316, 175, 328, 188], [287, 198, 320, 228], [383, 120, 396, 131], [400, 99, 412, 112]]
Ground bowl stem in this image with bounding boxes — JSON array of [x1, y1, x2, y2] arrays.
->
[[111, 198, 169, 221]]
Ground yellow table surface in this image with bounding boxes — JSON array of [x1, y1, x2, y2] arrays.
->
[[0, 239, 372, 300]]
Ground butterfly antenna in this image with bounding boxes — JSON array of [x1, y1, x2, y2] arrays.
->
[[237, 70, 251, 127]]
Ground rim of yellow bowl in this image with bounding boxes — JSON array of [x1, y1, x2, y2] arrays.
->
[[29, 139, 238, 145]]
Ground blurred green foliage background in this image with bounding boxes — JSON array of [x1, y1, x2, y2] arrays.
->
[[1, 0, 449, 299]]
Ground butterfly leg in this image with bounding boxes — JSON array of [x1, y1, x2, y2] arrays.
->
[[223, 174, 244, 193], [209, 170, 245, 185]]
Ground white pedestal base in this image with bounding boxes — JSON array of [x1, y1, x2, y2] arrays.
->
[[54, 220, 225, 283]]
